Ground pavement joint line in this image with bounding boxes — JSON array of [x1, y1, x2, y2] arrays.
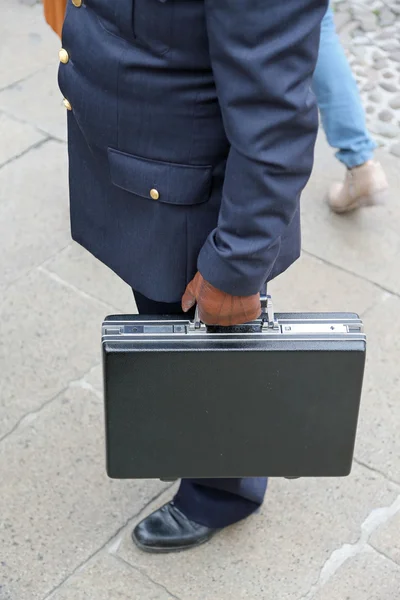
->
[[354, 458, 400, 487], [302, 249, 400, 301], [0, 135, 51, 171], [70, 363, 103, 400], [358, 290, 393, 319], [41, 485, 175, 600], [36, 130, 66, 145], [0, 361, 101, 445], [115, 554, 183, 600], [0, 242, 71, 297], [297, 492, 400, 600], [0, 105, 66, 144], [105, 484, 177, 557], [0, 384, 70, 445], [0, 105, 54, 132], [367, 543, 400, 570], [0, 262, 123, 445], [0, 62, 54, 94], [39, 244, 135, 314], [38, 265, 119, 312]]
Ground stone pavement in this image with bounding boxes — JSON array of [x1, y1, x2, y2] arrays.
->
[[0, 1, 399, 599], [333, 0, 400, 154]]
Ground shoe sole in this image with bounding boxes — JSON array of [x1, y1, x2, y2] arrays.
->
[[329, 189, 389, 214], [132, 532, 215, 554]]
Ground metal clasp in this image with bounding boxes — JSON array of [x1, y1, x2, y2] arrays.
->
[[189, 304, 205, 331], [261, 293, 279, 331], [193, 304, 202, 329]]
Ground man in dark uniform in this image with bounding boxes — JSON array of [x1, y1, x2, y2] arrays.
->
[[59, 0, 328, 552]]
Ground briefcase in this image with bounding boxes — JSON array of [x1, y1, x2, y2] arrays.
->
[[102, 297, 366, 479]]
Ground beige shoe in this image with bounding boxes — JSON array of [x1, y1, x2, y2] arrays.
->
[[328, 160, 389, 214]]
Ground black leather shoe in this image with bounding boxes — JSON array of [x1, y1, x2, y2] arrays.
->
[[132, 501, 218, 553]]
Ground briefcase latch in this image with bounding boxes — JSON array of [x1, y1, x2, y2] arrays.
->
[[190, 305, 206, 331], [261, 294, 279, 331]]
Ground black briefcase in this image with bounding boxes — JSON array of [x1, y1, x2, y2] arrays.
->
[[102, 297, 366, 479]]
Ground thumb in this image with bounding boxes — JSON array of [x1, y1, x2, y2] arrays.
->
[[181, 282, 197, 313]]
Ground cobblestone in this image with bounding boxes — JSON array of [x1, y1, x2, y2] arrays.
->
[[333, 0, 400, 148], [378, 108, 394, 121], [370, 120, 399, 137], [379, 6, 396, 26], [379, 81, 398, 92], [389, 94, 400, 109], [368, 91, 383, 102], [373, 58, 389, 70], [378, 41, 400, 52], [390, 141, 400, 156]]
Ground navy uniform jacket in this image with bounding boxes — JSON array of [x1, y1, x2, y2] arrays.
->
[[59, 0, 327, 302]]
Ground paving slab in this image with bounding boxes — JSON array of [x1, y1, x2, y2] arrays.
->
[[312, 550, 400, 600], [0, 63, 67, 141], [49, 553, 175, 600], [0, 0, 59, 90], [268, 253, 384, 314], [354, 294, 400, 483], [116, 464, 398, 600], [0, 111, 45, 166], [0, 385, 166, 600], [0, 268, 111, 439], [0, 140, 70, 289], [83, 364, 104, 397], [44, 243, 137, 314], [370, 511, 400, 566], [301, 135, 400, 295]]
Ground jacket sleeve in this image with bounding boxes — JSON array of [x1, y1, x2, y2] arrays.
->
[[197, 0, 328, 295]]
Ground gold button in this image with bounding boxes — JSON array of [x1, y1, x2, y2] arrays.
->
[[63, 98, 72, 111], [150, 188, 160, 200], [59, 48, 69, 64], [72, 0, 82, 6]]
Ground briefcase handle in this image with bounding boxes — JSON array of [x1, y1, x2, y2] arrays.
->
[[191, 284, 278, 331]]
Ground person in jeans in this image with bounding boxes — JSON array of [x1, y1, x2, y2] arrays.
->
[[312, 7, 388, 213]]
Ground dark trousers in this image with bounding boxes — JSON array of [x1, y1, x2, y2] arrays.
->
[[133, 289, 268, 528]]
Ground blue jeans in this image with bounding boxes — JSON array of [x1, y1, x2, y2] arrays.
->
[[312, 7, 377, 168]]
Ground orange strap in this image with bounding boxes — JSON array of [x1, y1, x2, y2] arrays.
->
[[43, 0, 67, 37]]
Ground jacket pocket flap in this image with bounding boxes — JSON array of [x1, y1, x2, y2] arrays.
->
[[108, 148, 212, 205]]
